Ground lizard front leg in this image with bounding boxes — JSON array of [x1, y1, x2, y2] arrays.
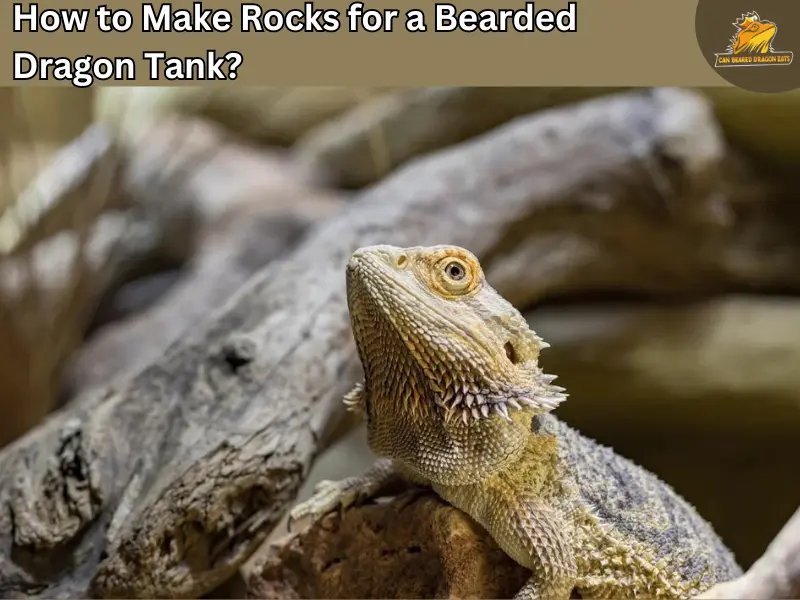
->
[[288, 458, 407, 529], [290, 383, 415, 529], [492, 498, 577, 600], [437, 483, 577, 600]]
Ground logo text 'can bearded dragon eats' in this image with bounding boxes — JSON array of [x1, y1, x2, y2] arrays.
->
[[714, 12, 793, 67]]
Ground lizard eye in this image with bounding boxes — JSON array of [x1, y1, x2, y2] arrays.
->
[[444, 261, 466, 281], [433, 255, 481, 296]]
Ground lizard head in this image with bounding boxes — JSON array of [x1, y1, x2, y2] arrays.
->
[[345, 244, 566, 428]]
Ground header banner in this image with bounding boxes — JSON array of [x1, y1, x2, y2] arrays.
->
[[1, 0, 798, 90]]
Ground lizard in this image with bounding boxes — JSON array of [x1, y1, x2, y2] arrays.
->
[[289, 244, 742, 599]]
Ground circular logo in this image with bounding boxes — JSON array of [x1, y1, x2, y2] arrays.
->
[[696, 0, 799, 92]]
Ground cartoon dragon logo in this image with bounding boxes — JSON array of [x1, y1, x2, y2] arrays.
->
[[715, 11, 793, 67], [728, 12, 776, 54]]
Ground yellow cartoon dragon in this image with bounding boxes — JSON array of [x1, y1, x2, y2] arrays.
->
[[729, 12, 777, 54]]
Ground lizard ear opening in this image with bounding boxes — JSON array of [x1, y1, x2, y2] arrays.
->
[[504, 341, 520, 365]]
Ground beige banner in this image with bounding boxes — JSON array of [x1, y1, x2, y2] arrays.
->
[[0, 0, 796, 87]]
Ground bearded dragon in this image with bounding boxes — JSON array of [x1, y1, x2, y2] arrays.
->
[[290, 245, 741, 599]]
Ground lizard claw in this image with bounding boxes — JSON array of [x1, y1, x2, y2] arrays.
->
[[288, 478, 367, 532]]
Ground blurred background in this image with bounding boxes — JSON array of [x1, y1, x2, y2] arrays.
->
[[0, 86, 799, 576]]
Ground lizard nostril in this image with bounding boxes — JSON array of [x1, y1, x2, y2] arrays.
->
[[396, 254, 408, 268]]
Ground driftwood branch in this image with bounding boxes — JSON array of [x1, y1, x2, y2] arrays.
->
[[294, 87, 621, 188], [0, 126, 159, 448], [64, 116, 346, 399], [0, 88, 787, 599], [696, 506, 800, 600]]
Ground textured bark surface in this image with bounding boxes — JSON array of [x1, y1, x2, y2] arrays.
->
[[63, 214, 320, 398], [0, 89, 784, 599], [0, 125, 123, 256], [63, 116, 348, 398], [0, 211, 167, 448], [0, 115, 348, 449]]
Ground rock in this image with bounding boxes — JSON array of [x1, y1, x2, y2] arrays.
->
[[0, 88, 755, 600], [2, 89, 794, 598], [246, 493, 530, 600]]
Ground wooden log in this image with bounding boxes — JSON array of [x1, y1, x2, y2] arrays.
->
[[63, 115, 347, 399], [0, 89, 779, 598], [697, 506, 800, 600]]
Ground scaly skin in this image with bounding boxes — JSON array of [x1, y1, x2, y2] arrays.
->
[[291, 245, 742, 599]]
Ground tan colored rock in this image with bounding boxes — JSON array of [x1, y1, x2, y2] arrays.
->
[[2, 88, 795, 599], [253, 479, 798, 600], [247, 493, 530, 600]]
